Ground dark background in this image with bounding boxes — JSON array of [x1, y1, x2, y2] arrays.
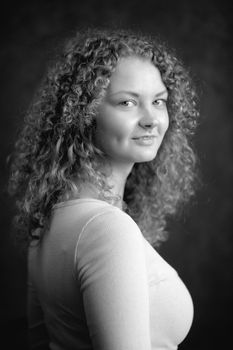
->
[[1, 0, 232, 348]]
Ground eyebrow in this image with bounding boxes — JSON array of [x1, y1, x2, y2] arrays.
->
[[110, 89, 168, 98]]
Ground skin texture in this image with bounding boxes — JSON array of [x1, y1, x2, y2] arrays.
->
[[94, 56, 169, 196]]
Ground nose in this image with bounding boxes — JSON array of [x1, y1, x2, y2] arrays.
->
[[139, 120, 158, 129], [138, 108, 158, 130]]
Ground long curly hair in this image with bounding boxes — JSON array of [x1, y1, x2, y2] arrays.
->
[[8, 27, 200, 248]]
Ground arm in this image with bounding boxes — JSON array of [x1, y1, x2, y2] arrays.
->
[[75, 209, 151, 350]]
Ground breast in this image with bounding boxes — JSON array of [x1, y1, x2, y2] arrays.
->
[[143, 239, 194, 350]]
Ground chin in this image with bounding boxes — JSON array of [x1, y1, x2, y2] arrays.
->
[[133, 152, 158, 163], [135, 157, 157, 163], [108, 149, 159, 166]]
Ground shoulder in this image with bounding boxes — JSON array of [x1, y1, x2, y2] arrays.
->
[[86, 205, 139, 230], [79, 206, 142, 245], [74, 206, 144, 268]]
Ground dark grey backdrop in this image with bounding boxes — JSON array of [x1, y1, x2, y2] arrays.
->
[[1, 0, 232, 349]]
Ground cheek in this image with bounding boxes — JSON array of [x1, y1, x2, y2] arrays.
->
[[162, 112, 169, 134], [99, 119, 125, 139], [95, 118, 128, 156], [96, 110, 132, 142]]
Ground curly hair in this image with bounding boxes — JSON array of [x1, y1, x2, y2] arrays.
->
[[8, 27, 199, 248]]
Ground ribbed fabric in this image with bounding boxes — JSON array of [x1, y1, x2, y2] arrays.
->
[[28, 198, 193, 350]]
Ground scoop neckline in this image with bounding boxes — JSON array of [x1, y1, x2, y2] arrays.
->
[[53, 197, 114, 210]]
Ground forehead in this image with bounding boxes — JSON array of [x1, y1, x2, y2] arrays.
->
[[107, 56, 166, 94]]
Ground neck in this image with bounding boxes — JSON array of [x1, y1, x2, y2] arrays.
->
[[77, 161, 133, 209]]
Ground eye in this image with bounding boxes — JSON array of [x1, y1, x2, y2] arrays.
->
[[153, 99, 167, 108], [118, 100, 136, 107]]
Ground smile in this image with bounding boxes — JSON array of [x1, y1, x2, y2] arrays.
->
[[133, 135, 156, 140], [132, 135, 157, 146]]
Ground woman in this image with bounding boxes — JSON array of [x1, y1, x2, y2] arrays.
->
[[8, 27, 199, 349]]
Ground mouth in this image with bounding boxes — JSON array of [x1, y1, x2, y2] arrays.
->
[[132, 135, 157, 140], [132, 134, 158, 147]]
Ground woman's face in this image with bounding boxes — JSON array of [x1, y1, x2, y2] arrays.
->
[[94, 56, 169, 168]]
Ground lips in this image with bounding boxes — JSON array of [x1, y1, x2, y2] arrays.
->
[[132, 134, 157, 140], [132, 135, 157, 146]]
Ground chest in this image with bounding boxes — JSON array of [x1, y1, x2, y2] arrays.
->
[[144, 240, 194, 349]]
